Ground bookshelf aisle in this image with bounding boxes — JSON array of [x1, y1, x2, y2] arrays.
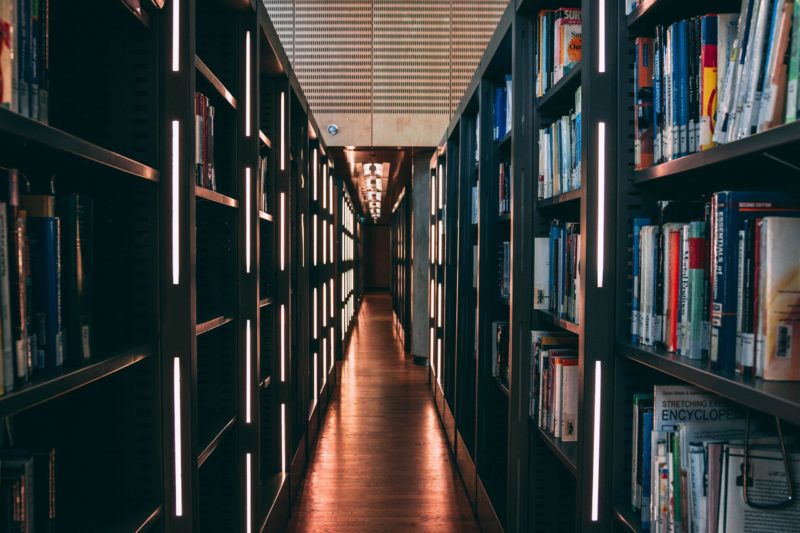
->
[[391, 182, 410, 349], [0, 0, 340, 531], [433, 0, 800, 532], [340, 185, 360, 351]]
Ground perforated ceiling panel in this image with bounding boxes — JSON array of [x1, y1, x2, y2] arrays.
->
[[264, 0, 506, 145]]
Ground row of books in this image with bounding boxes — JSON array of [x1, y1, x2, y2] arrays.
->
[[258, 154, 268, 213], [491, 321, 510, 386], [533, 221, 581, 324], [630, 385, 800, 532], [493, 75, 512, 141], [0, 170, 93, 396], [0, 448, 56, 531], [0, 0, 50, 122], [631, 192, 800, 380], [634, 2, 800, 169], [498, 240, 510, 299], [498, 161, 510, 215], [537, 87, 582, 199], [529, 331, 578, 442], [535, 8, 582, 98], [194, 92, 217, 191]]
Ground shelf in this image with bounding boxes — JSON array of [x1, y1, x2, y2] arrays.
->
[[196, 315, 235, 336], [495, 130, 512, 152], [198, 415, 237, 468], [536, 64, 581, 116], [129, 504, 163, 533], [259, 210, 274, 222], [259, 297, 274, 308], [534, 425, 578, 476], [626, 0, 740, 37], [536, 309, 580, 335], [0, 108, 160, 182], [613, 504, 642, 533], [495, 377, 510, 397], [618, 342, 800, 426], [118, 0, 151, 28], [195, 186, 240, 209], [538, 188, 582, 208], [195, 55, 238, 110], [259, 130, 273, 149], [0, 344, 152, 418], [259, 473, 288, 532], [634, 118, 800, 185], [87, 502, 163, 533]]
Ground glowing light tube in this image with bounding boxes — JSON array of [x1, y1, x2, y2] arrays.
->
[[171, 121, 180, 285], [245, 31, 251, 136], [173, 357, 183, 516], [281, 403, 287, 472], [172, 0, 180, 72], [246, 167, 251, 273], [597, 122, 606, 288], [280, 305, 286, 382], [591, 361, 602, 521], [246, 319, 252, 423]]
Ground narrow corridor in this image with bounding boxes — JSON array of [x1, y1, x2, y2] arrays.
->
[[286, 294, 479, 532]]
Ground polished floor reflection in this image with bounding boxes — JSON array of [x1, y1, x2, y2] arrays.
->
[[286, 293, 479, 532]]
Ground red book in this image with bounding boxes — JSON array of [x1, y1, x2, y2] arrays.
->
[[634, 38, 654, 169], [667, 229, 681, 352]]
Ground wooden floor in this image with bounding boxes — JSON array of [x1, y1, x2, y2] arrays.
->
[[286, 293, 479, 532]]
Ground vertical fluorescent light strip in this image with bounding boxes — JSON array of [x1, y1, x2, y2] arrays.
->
[[591, 361, 602, 521], [323, 220, 328, 265], [171, 0, 180, 71], [171, 121, 180, 285], [313, 352, 318, 407], [330, 281, 334, 318], [322, 347, 327, 388], [437, 338, 442, 385], [245, 31, 251, 137], [438, 164, 444, 209], [280, 305, 286, 382], [313, 149, 318, 200], [246, 167, 252, 273], [322, 341, 327, 380], [281, 403, 287, 472], [313, 288, 318, 338], [438, 283, 442, 327], [173, 357, 183, 516], [329, 327, 334, 370], [430, 178, 436, 216], [430, 328, 435, 370], [329, 174, 334, 215], [313, 214, 318, 266], [280, 92, 286, 170], [430, 279, 435, 317], [597, 122, 606, 288], [323, 281, 328, 327], [329, 224, 334, 263], [323, 166, 327, 210], [438, 221, 443, 265], [598, 0, 606, 73], [280, 193, 286, 271], [246, 319, 252, 423], [246, 453, 252, 533]]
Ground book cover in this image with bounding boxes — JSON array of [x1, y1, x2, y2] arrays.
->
[[505, 74, 512, 135], [632, 393, 653, 512], [653, 25, 664, 162], [559, 357, 578, 442], [709, 191, 800, 373], [762, 0, 794, 130], [632, 217, 651, 344], [759, 216, 800, 380], [735, 0, 774, 140], [683, 221, 706, 359], [553, 8, 581, 83]]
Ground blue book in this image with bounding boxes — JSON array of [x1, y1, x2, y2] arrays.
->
[[641, 409, 653, 530], [27, 217, 63, 372], [631, 217, 651, 344], [494, 87, 506, 140], [677, 20, 688, 158], [710, 191, 800, 373], [549, 222, 559, 314]]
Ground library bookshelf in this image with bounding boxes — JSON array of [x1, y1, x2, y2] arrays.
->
[[431, 0, 800, 532], [0, 0, 345, 531]]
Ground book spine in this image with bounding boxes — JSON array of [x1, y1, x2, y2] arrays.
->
[[654, 27, 663, 164], [18, 0, 28, 116], [678, 21, 689, 157], [740, 219, 756, 376], [642, 410, 653, 529], [710, 193, 729, 370], [786, 0, 800, 122], [28, 217, 62, 371], [679, 225, 691, 356], [667, 229, 681, 353], [685, 222, 705, 359], [700, 15, 718, 150]]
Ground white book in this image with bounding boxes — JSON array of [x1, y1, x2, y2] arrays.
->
[[560, 361, 578, 442], [758, 0, 793, 131], [533, 237, 550, 310], [552, 358, 563, 437], [735, 0, 772, 140], [727, 0, 762, 143], [715, 0, 752, 143]]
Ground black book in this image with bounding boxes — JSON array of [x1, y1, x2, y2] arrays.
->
[[56, 194, 93, 365], [0, 451, 35, 533]]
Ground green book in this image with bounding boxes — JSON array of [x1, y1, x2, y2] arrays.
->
[[786, 0, 800, 122]]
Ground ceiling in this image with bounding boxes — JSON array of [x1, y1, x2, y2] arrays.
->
[[330, 147, 414, 225]]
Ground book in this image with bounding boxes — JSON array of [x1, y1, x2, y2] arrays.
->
[[631, 393, 653, 513], [504, 74, 512, 135], [553, 8, 581, 84], [56, 194, 92, 365], [709, 191, 800, 374], [529, 331, 577, 420], [718, 446, 800, 531], [700, 15, 719, 150], [757, 216, 800, 380], [0, 0, 14, 110], [533, 237, 550, 310], [786, 0, 800, 121], [635, 38, 655, 169], [26, 215, 62, 372], [492, 321, 510, 384]]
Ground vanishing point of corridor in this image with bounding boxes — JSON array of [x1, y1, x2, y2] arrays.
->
[[286, 294, 479, 532]]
